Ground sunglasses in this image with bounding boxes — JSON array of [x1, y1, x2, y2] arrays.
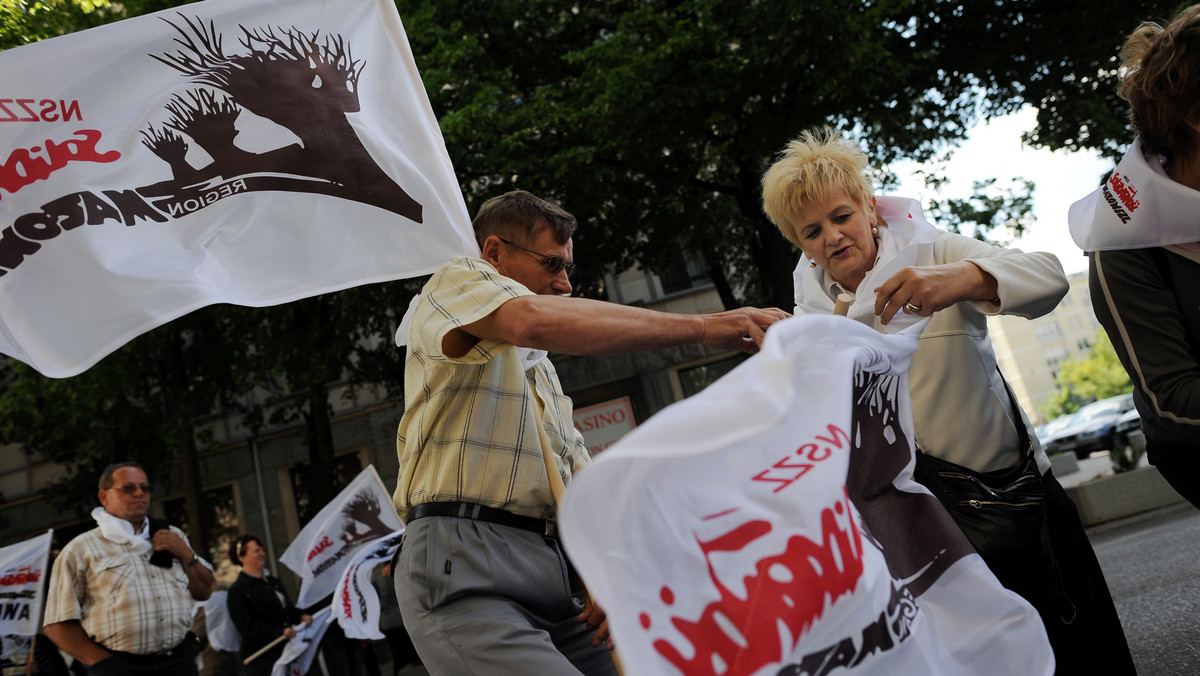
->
[[112, 483, 153, 495], [499, 238, 576, 277]]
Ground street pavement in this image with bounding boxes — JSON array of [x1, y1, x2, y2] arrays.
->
[[1064, 454, 1200, 675]]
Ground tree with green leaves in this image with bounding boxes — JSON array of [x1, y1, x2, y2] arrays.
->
[[0, 303, 255, 553], [1040, 331, 1134, 421], [398, 0, 1177, 309]]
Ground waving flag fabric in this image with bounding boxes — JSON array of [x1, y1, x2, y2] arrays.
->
[[559, 315, 1053, 676], [0, 530, 53, 636], [270, 605, 333, 676], [0, 0, 476, 377], [333, 528, 404, 639], [279, 465, 403, 609]]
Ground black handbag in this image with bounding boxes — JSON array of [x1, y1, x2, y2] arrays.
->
[[912, 379, 1074, 622]]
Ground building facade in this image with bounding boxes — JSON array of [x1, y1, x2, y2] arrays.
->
[[988, 271, 1103, 425]]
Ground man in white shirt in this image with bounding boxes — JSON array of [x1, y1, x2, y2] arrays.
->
[[44, 462, 214, 675]]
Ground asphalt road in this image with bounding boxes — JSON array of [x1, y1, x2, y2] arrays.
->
[[1088, 502, 1200, 674]]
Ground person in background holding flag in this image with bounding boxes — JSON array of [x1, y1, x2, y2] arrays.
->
[[761, 129, 1135, 674], [392, 189, 788, 675], [43, 462, 214, 676], [226, 535, 311, 676], [1071, 4, 1200, 510]]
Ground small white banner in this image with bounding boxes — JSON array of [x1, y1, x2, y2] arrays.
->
[[279, 465, 403, 609], [333, 528, 404, 639], [0, 530, 53, 636], [270, 605, 333, 676]]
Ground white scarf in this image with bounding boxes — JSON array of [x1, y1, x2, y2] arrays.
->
[[1069, 137, 1200, 252], [92, 506, 152, 553], [793, 196, 941, 334]]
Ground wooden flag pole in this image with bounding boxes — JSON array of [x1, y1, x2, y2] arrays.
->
[[535, 419, 623, 675], [833, 292, 854, 317], [242, 632, 289, 665]]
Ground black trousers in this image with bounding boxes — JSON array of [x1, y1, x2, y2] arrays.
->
[[1029, 473, 1136, 676], [1147, 440, 1200, 510]]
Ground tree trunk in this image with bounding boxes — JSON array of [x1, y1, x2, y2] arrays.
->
[[304, 384, 338, 519], [177, 432, 209, 557]]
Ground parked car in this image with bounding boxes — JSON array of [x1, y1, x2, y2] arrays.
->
[[1113, 407, 1144, 453], [1036, 414, 1075, 448], [1042, 393, 1135, 459]]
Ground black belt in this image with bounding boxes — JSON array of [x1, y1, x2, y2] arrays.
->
[[408, 501, 555, 536], [107, 633, 197, 665]]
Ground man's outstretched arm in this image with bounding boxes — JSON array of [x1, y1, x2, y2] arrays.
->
[[443, 295, 790, 359]]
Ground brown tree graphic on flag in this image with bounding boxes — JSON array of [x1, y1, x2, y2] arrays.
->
[[141, 14, 423, 222], [844, 370, 974, 597]]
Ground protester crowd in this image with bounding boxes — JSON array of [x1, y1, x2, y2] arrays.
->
[[7, 3, 1200, 676]]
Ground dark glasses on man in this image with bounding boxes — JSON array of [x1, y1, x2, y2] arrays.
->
[[499, 238, 576, 277], [112, 483, 153, 495]]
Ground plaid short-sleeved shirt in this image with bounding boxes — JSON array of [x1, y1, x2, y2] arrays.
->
[[43, 527, 210, 654], [394, 257, 591, 520]]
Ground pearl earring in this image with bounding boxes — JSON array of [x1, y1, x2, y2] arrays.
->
[[809, 259, 817, 269], [871, 225, 879, 235]]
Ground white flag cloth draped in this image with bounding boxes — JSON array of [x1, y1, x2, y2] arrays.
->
[[199, 589, 240, 653], [279, 465, 403, 609], [270, 605, 333, 676], [0, 0, 476, 378], [0, 530, 53, 636], [559, 316, 1053, 676], [333, 528, 404, 639], [1069, 136, 1200, 252]]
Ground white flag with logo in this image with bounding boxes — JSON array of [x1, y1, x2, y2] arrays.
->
[[559, 316, 1053, 676], [279, 464, 403, 608], [0, 530, 53, 636], [333, 528, 404, 639], [271, 605, 333, 676], [0, 0, 476, 378]]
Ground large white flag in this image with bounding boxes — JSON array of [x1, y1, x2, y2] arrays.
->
[[0, 530, 53, 636], [0, 0, 476, 378], [333, 528, 404, 639], [279, 464, 403, 608], [559, 316, 1053, 676]]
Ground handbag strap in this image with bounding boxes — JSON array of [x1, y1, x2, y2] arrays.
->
[[997, 368, 1033, 458]]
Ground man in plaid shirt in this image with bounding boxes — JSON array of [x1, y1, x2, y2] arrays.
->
[[44, 462, 214, 675], [392, 190, 788, 675]]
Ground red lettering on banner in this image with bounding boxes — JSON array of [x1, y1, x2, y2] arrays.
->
[[15, 100, 37, 122], [307, 535, 333, 562], [1108, 172, 1141, 213], [0, 566, 41, 587], [644, 491, 864, 675], [0, 129, 120, 200], [341, 574, 354, 618], [0, 99, 82, 123], [752, 424, 846, 492]]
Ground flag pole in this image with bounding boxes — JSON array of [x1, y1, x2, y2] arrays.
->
[[243, 633, 290, 665], [834, 292, 854, 317], [535, 420, 623, 675]]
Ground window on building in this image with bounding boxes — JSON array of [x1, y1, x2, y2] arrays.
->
[[1034, 321, 1064, 343], [677, 355, 748, 398], [1068, 315, 1083, 330], [164, 484, 240, 581]]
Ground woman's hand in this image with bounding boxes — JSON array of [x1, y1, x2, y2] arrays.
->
[[873, 261, 998, 325], [284, 626, 298, 639], [301, 614, 313, 627]]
